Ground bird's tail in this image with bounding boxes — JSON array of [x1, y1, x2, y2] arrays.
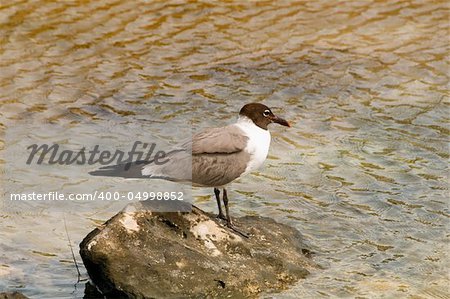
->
[[89, 160, 152, 178]]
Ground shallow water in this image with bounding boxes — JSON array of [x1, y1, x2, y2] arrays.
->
[[0, 0, 449, 298]]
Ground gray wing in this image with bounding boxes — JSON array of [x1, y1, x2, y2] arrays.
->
[[191, 150, 250, 187], [90, 125, 250, 186], [142, 125, 250, 186], [190, 125, 248, 154]]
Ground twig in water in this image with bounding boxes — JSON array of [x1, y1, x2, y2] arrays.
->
[[63, 215, 81, 283]]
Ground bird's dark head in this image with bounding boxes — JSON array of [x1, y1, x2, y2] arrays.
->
[[239, 103, 290, 130]]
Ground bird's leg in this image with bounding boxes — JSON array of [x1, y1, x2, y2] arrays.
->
[[214, 188, 226, 220], [222, 188, 249, 238], [222, 188, 232, 225]]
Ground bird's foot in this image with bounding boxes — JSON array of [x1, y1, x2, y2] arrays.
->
[[217, 213, 227, 221], [226, 222, 250, 238]]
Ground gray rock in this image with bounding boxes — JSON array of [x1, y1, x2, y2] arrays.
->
[[0, 292, 29, 299], [80, 203, 315, 298]]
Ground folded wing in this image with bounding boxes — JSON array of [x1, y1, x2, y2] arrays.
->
[[90, 125, 250, 187]]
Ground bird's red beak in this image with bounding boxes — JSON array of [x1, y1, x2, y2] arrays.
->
[[270, 115, 290, 127]]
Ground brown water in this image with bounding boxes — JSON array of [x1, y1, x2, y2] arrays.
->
[[0, 0, 449, 298]]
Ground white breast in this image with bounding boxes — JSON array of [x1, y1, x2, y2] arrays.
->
[[234, 116, 271, 176]]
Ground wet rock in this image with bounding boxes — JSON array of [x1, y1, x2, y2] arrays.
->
[[83, 281, 105, 299], [0, 292, 29, 299], [79, 203, 314, 298]]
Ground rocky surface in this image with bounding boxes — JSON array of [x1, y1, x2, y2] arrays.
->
[[80, 203, 315, 298], [0, 293, 29, 299]]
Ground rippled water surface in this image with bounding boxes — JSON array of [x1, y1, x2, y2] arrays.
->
[[1, 0, 449, 298]]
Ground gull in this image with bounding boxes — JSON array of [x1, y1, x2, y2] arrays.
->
[[90, 103, 290, 236]]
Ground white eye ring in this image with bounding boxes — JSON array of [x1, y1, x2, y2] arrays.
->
[[263, 110, 270, 116]]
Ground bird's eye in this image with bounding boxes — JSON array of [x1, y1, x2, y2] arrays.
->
[[263, 110, 270, 117]]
